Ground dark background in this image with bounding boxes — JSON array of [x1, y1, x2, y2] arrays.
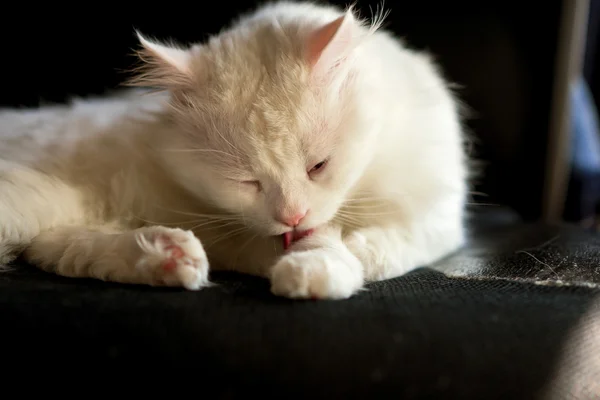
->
[[585, 0, 600, 107], [0, 0, 582, 222]]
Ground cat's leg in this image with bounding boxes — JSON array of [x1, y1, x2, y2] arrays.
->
[[0, 164, 88, 265], [269, 225, 365, 300], [269, 207, 464, 300], [0, 164, 209, 289], [24, 225, 210, 289], [344, 211, 465, 282]]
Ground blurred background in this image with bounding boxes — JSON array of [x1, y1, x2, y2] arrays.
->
[[0, 0, 597, 228]]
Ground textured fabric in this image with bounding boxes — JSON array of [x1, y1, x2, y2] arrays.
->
[[1, 210, 599, 398], [439, 210, 600, 288]]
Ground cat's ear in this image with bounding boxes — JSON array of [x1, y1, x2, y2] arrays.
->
[[129, 32, 197, 90], [136, 32, 192, 74], [305, 8, 361, 78]]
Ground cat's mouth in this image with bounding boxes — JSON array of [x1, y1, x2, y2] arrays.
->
[[282, 229, 314, 251]]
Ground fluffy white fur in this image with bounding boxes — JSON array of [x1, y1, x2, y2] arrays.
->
[[0, 1, 469, 299]]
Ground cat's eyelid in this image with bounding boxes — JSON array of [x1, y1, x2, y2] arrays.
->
[[308, 156, 329, 168], [226, 176, 256, 183], [308, 158, 329, 177], [239, 179, 262, 191]]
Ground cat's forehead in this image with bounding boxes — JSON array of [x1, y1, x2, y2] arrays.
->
[[210, 68, 306, 120], [200, 32, 310, 118], [188, 31, 333, 157], [203, 72, 314, 141]]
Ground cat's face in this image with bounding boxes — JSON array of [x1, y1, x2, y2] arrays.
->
[[162, 65, 372, 237], [133, 6, 376, 237]]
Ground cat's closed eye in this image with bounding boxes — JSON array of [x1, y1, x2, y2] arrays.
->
[[308, 159, 328, 177], [241, 180, 262, 191]]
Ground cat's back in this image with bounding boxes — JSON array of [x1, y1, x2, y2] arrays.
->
[[0, 89, 166, 166]]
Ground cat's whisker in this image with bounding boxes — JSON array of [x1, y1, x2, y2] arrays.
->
[[237, 184, 247, 226], [335, 219, 364, 228], [161, 148, 240, 159], [340, 203, 394, 210], [343, 196, 393, 203], [337, 209, 402, 217], [132, 214, 235, 229], [333, 215, 365, 228], [343, 197, 392, 204], [187, 219, 242, 232], [215, 224, 249, 237], [335, 219, 363, 228], [205, 114, 237, 152], [153, 204, 240, 220], [208, 226, 250, 247], [233, 233, 259, 265], [179, 218, 236, 226], [132, 215, 186, 226], [209, 228, 247, 246], [335, 211, 364, 220]]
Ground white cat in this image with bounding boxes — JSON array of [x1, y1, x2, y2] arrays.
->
[[0, 1, 469, 299]]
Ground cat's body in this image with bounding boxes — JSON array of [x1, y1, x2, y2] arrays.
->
[[0, 1, 469, 299]]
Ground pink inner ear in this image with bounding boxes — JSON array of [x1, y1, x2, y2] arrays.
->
[[305, 11, 355, 75], [306, 15, 346, 66]]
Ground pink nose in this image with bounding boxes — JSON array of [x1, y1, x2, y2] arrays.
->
[[278, 211, 307, 227]]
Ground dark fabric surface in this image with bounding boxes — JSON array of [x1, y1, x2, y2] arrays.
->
[[2, 210, 599, 398], [440, 210, 600, 287]]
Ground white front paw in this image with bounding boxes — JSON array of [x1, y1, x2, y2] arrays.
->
[[345, 230, 384, 281], [134, 227, 210, 290], [270, 247, 364, 300]]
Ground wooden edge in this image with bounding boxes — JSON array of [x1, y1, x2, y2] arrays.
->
[[542, 0, 590, 223]]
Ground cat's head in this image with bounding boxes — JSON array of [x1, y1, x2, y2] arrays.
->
[[131, 4, 383, 237]]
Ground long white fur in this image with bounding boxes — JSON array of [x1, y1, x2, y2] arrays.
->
[[0, 1, 469, 299]]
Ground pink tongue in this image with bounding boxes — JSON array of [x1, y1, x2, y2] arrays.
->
[[282, 229, 314, 251], [283, 232, 292, 250]]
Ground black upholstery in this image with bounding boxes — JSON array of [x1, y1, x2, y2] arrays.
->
[[2, 208, 599, 397], [1, 0, 599, 397]]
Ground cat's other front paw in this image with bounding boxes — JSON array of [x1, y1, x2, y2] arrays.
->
[[270, 247, 364, 300], [134, 227, 210, 290]]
